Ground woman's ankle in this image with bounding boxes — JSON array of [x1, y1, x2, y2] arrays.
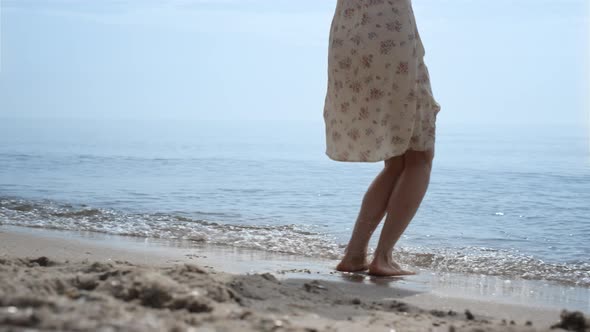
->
[[372, 249, 392, 263], [343, 250, 368, 261]]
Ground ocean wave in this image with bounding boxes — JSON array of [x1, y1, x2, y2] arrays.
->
[[1, 197, 589, 288], [394, 247, 590, 288], [0, 197, 341, 259]]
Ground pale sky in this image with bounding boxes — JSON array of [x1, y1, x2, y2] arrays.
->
[[1, 0, 589, 127]]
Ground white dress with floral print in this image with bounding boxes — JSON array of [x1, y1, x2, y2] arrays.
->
[[323, 0, 440, 162]]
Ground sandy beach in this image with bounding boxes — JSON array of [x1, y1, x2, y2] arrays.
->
[[2, 0, 589, 330], [0, 226, 588, 332]]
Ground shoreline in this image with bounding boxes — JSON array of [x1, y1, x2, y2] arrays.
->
[[1, 225, 589, 331], [2, 195, 588, 289]]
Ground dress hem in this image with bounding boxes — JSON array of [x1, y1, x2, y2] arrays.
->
[[325, 145, 434, 163]]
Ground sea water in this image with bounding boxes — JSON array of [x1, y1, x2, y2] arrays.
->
[[1, 117, 589, 288]]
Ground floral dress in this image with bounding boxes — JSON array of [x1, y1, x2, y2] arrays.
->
[[323, 0, 441, 162]]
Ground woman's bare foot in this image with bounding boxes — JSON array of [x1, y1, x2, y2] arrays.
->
[[336, 254, 369, 272], [368, 254, 415, 276]]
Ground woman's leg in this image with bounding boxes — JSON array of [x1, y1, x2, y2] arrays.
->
[[368, 149, 434, 276], [336, 155, 404, 272]]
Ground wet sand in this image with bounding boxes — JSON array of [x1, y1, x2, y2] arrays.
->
[[0, 226, 588, 332]]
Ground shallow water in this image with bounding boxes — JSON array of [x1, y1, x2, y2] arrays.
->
[[1, 118, 589, 287]]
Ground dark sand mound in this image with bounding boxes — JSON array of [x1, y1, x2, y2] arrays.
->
[[0, 257, 585, 332]]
